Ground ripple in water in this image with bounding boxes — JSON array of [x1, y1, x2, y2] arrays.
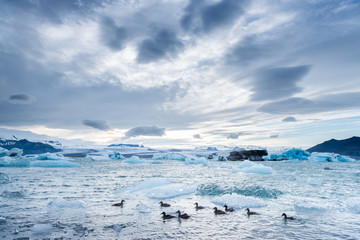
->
[[196, 183, 283, 199], [1, 190, 25, 198], [0, 172, 10, 184]]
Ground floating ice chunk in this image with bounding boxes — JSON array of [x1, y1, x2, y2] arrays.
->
[[0, 172, 10, 184], [152, 152, 187, 161], [184, 156, 208, 166], [8, 148, 23, 157], [87, 153, 111, 161], [37, 153, 69, 161], [268, 148, 310, 160], [0, 147, 9, 157], [146, 183, 198, 199], [47, 198, 86, 209], [0, 156, 30, 167], [1, 190, 25, 198], [30, 160, 80, 168], [115, 178, 174, 194], [110, 152, 125, 160], [232, 160, 272, 174], [212, 194, 266, 209], [31, 223, 54, 233], [346, 198, 360, 214], [135, 202, 151, 213]]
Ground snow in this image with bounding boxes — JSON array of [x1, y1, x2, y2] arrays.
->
[[212, 194, 266, 209], [232, 160, 273, 174]]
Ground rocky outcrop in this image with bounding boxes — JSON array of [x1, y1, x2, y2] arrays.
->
[[227, 150, 268, 161]]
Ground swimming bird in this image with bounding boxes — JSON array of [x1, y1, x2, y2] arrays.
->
[[195, 202, 204, 210], [176, 210, 190, 219], [213, 207, 226, 215], [224, 205, 234, 212], [245, 208, 258, 216], [161, 212, 176, 219], [282, 213, 296, 220], [112, 200, 125, 207], [159, 201, 171, 207]]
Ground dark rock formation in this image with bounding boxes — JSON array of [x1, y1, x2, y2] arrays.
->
[[227, 150, 268, 161], [307, 136, 360, 158]]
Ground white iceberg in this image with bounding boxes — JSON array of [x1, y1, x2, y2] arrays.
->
[[232, 160, 272, 174], [309, 152, 355, 162], [123, 156, 162, 164], [184, 156, 208, 166], [0, 147, 9, 157], [0, 156, 30, 167], [37, 152, 69, 161], [31, 223, 54, 233], [47, 198, 86, 209], [212, 194, 266, 209], [152, 152, 187, 161], [8, 148, 23, 157]]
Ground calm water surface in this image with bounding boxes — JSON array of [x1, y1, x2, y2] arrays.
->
[[0, 159, 359, 239]]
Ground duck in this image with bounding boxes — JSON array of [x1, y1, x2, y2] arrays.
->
[[282, 213, 296, 220], [224, 205, 234, 212], [245, 208, 258, 216], [213, 207, 226, 215], [112, 200, 125, 207], [176, 210, 190, 219], [161, 212, 176, 219], [194, 202, 205, 210], [159, 201, 171, 207]]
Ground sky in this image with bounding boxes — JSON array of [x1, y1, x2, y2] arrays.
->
[[0, 0, 359, 149]]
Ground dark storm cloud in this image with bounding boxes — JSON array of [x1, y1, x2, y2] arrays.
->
[[225, 36, 273, 66], [181, 0, 245, 34], [251, 65, 311, 101], [227, 132, 247, 139], [193, 134, 201, 139], [8, 94, 35, 104], [125, 126, 165, 138], [282, 116, 297, 122], [136, 29, 184, 63], [82, 120, 111, 131], [1, 0, 109, 24], [258, 92, 360, 114], [99, 16, 127, 51]]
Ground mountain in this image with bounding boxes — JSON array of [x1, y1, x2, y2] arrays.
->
[[0, 138, 61, 154], [307, 136, 360, 157]]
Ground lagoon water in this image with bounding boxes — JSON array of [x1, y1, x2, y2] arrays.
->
[[1, 158, 360, 239]]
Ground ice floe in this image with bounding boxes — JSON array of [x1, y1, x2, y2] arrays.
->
[[31, 223, 54, 233], [123, 156, 162, 164], [30, 160, 80, 168], [212, 194, 266, 209], [232, 160, 272, 174]]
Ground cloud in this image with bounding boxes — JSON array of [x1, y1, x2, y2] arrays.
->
[[258, 92, 360, 114], [82, 120, 111, 131], [2, 0, 108, 24], [226, 36, 273, 66], [269, 134, 279, 138], [125, 125, 165, 138], [282, 116, 297, 122], [8, 94, 35, 104], [181, 0, 245, 33], [193, 134, 201, 139], [251, 65, 311, 101], [136, 29, 184, 63], [227, 132, 246, 139], [99, 16, 127, 51]]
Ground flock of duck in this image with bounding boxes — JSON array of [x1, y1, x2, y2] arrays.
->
[[112, 200, 296, 221]]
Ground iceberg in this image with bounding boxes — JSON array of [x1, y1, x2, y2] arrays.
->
[[114, 178, 174, 194], [87, 153, 111, 161], [47, 198, 86, 209], [232, 160, 272, 174], [212, 194, 266, 209], [267, 148, 310, 161], [152, 152, 187, 161], [135, 202, 151, 213], [146, 183, 198, 199], [37, 152, 69, 161], [8, 148, 23, 157], [184, 156, 208, 166], [0, 156, 30, 167], [30, 160, 80, 168], [0, 147, 9, 157], [110, 151, 126, 160], [31, 223, 54, 233], [123, 156, 162, 164], [309, 152, 355, 162]]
